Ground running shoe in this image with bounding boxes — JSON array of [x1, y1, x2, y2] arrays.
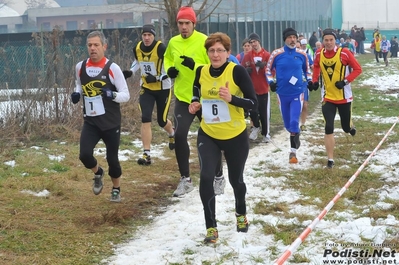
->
[[350, 127, 356, 136], [214, 176, 226, 195], [236, 214, 249, 232], [137, 153, 151, 165], [173, 177, 194, 197], [204, 227, 218, 243], [262, 135, 271, 143], [326, 160, 335, 169], [92, 167, 104, 195], [110, 189, 121, 203], [249, 127, 260, 140], [289, 152, 298, 164]]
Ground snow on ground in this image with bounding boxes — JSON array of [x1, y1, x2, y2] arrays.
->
[[103, 56, 399, 265]]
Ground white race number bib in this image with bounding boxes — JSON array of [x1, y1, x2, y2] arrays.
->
[[202, 99, 231, 124], [139, 62, 156, 76], [84, 95, 105, 116]]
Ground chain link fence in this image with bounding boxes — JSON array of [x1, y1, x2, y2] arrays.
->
[[0, 29, 142, 143], [0, 6, 331, 142]]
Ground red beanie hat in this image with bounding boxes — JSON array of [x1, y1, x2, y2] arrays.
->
[[176, 6, 196, 23]]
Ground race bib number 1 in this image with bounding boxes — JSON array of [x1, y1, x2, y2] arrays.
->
[[202, 99, 231, 124], [84, 95, 105, 116]]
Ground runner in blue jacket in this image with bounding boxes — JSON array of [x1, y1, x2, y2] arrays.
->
[[266, 27, 312, 164]]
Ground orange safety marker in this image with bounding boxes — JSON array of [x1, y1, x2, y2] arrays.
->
[[273, 117, 399, 265]]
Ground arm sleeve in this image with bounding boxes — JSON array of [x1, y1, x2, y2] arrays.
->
[[75, 62, 83, 93], [157, 43, 166, 59], [192, 66, 203, 102], [157, 43, 168, 80], [110, 63, 130, 103], [266, 51, 276, 83], [129, 59, 140, 73], [342, 51, 362, 82], [312, 51, 321, 82], [230, 65, 257, 110], [163, 42, 173, 72]]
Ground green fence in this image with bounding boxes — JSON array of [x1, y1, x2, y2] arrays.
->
[[0, 29, 139, 91]]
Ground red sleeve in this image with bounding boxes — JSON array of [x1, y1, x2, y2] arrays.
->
[[312, 51, 321, 82], [341, 50, 362, 82], [241, 53, 251, 67], [241, 53, 249, 67]]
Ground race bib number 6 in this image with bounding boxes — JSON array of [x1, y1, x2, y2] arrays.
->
[[202, 99, 231, 124], [84, 95, 105, 116]]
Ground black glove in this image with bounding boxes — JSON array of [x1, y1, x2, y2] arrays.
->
[[167, 67, 179, 78], [101, 88, 114, 99], [312, 81, 319, 91], [71, 92, 80, 104], [123, 70, 132, 79], [269, 82, 277, 92], [245, 67, 253, 75], [255, 60, 266, 69], [180, 55, 195, 70], [335, 81, 346, 89], [307, 81, 313, 91], [145, 72, 157, 83], [307, 81, 319, 91]]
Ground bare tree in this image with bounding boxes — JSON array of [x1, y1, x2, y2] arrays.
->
[[0, 0, 14, 7], [132, 0, 223, 36], [25, 0, 53, 9]]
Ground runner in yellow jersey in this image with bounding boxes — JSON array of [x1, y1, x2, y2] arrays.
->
[[311, 28, 362, 168], [123, 24, 174, 166], [188, 32, 257, 243]]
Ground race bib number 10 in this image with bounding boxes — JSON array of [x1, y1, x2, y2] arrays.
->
[[202, 99, 231, 124], [84, 95, 105, 116]]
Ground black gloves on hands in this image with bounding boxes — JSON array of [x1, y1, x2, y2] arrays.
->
[[71, 92, 80, 104], [335, 81, 346, 89], [145, 73, 157, 83], [255, 60, 266, 69], [123, 70, 132, 79], [269, 82, 277, 92], [167, 67, 179, 78], [245, 67, 253, 75], [101, 88, 114, 99], [180, 55, 195, 70], [307, 81, 319, 91]]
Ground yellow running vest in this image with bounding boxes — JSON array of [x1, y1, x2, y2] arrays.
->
[[320, 48, 350, 102], [199, 63, 246, 140], [135, 41, 163, 91]]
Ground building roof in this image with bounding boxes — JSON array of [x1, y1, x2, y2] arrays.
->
[[0, 0, 60, 17], [55, 0, 108, 7], [0, 4, 20, 17]]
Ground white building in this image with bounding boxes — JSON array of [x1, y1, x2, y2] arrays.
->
[[339, 0, 399, 30]]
